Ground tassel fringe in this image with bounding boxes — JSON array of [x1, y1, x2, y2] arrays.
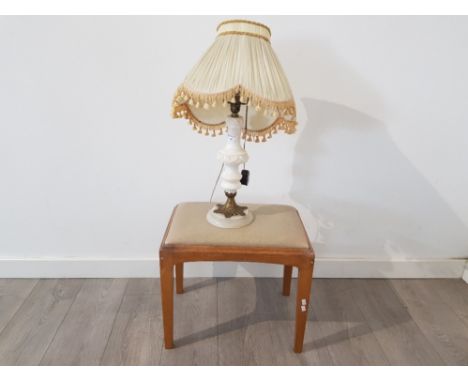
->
[[172, 103, 296, 142], [172, 85, 296, 118]]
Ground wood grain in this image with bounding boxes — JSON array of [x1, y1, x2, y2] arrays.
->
[[304, 279, 389, 365], [298, 280, 334, 365], [0, 279, 37, 334], [217, 278, 302, 365], [391, 279, 468, 365], [350, 279, 444, 365], [159, 277, 218, 365], [0, 278, 467, 365], [0, 279, 82, 365], [283, 265, 292, 296], [40, 279, 127, 365], [100, 279, 163, 365], [431, 279, 468, 329], [294, 262, 313, 353]]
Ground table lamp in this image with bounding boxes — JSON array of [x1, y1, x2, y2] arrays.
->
[[172, 19, 296, 228]]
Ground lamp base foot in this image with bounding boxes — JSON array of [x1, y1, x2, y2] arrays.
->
[[207, 207, 254, 228]]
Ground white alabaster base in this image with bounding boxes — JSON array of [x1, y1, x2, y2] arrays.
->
[[207, 115, 254, 229], [207, 207, 254, 229]]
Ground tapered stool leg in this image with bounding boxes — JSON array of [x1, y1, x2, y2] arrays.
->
[[294, 261, 314, 353], [283, 265, 293, 296], [160, 255, 174, 349], [175, 263, 184, 294]]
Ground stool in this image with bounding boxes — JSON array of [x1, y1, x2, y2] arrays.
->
[[159, 202, 315, 353]]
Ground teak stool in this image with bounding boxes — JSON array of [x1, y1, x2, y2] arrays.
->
[[159, 202, 315, 353]]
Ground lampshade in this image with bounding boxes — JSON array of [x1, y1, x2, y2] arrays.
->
[[172, 19, 297, 142]]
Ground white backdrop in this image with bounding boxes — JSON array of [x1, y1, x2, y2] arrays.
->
[[1, 16, 467, 277]]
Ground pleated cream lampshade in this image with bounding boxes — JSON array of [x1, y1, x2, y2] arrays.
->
[[172, 19, 297, 142]]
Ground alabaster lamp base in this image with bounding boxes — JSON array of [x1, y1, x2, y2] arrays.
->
[[207, 207, 254, 229]]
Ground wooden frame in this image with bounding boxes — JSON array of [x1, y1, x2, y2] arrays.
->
[[159, 205, 315, 353]]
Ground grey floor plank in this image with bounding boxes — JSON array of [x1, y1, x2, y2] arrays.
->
[[159, 277, 218, 365], [391, 279, 468, 365], [101, 279, 163, 365], [0, 279, 38, 334], [350, 279, 444, 365], [40, 279, 127, 365], [216, 278, 256, 365], [305, 279, 389, 365], [431, 279, 468, 329], [1, 277, 467, 365], [217, 278, 302, 366], [0, 279, 83, 365], [296, 280, 335, 365]]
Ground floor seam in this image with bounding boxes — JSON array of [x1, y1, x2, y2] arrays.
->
[[0, 279, 39, 340], [98, 279, 130, 365], [387, 279, 447, 366], [38, 279, 84, 365], [431, 280, 468, 333]]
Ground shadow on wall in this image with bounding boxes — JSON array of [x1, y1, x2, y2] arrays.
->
[[291, 98, 468, 259], [202, 38, 468, 277]]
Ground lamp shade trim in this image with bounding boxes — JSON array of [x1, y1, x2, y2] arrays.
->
[[172, 102, 296, 142], [216, 19, 271, 37], [172, 84, 296, 116], [217, 31, 271, 43]]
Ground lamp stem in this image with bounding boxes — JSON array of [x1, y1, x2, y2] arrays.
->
[[212, 116, 249, 219]]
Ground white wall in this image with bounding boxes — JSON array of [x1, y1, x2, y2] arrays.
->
[[1, 16, 467, 277]]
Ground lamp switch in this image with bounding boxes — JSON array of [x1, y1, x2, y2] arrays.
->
[[240, 169, 250, 186]]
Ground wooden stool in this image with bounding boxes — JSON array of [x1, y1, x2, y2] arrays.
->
[[159, 202, 315, 353]]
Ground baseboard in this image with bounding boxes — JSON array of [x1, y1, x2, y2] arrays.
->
[[0, 257, 466, 279], [463, 262, 468, 284]]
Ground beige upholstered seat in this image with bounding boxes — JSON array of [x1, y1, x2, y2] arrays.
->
[[164, 202, 310, 249]]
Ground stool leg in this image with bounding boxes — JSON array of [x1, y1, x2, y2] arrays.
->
[[283, 265, 293, 296], [175, 263, 184, 294], [294, 261, 314, 353], [160, 256, 174, 349]]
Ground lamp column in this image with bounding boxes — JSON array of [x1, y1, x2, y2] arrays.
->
[[206, 95, 254, 228]]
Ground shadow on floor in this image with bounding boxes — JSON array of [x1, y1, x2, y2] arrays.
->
[[173, 277, 410, 354]]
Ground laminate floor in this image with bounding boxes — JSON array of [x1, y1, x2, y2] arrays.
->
[[0, 278, 467, 365]]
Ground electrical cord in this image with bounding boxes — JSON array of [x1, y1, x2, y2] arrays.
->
[[209, 163, 224, 204], [243, 100, 249, 169]]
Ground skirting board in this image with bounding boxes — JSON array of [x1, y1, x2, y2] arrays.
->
[[0, 257, 466, 281], [463, 262, 468, 283]]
